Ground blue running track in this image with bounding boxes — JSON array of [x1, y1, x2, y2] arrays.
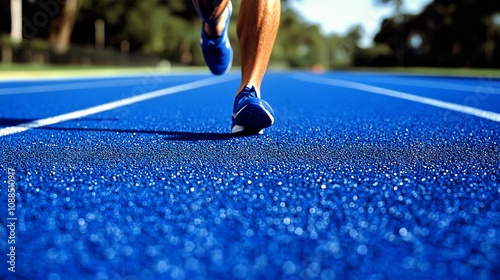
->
[[1, 71, 499, 279]]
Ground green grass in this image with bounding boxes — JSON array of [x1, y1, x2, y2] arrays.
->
[[1, 63, 499, 78], [0, 64, 127, 71], [0, 63, 208, 79]]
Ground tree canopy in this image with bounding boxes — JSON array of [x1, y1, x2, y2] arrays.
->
[[2, 0, 353, 68], [358, 0, 500, 68], [4, 0, 497, 68]]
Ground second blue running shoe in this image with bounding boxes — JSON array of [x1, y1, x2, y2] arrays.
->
[[200, 2, 233, 75], [232, 86, 275, 135]]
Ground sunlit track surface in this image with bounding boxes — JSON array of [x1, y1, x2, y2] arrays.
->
[[1, 72, 499, 279]]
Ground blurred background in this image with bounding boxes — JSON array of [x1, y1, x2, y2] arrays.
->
[[0, 0, 499, 70]]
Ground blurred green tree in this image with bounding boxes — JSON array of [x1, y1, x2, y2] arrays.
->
[[2, 0, 359, 68], [362, 0, 500, 68]]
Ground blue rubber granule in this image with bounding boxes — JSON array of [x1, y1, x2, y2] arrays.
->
[[0, 73, 499, 279]]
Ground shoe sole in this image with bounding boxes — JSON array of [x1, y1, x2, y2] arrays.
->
[[232, 103, 274, 134]]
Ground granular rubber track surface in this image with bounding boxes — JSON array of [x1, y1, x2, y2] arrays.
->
[[0, 72, 499, 279]]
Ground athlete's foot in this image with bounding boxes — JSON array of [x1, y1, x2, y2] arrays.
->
[[200, 2, 233, 75], [232, 85, 275, 135]]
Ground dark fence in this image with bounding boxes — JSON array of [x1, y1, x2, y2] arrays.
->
[[0, 36, 161, 66]]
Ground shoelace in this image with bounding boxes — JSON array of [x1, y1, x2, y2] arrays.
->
[[238, 87, 257, 99]]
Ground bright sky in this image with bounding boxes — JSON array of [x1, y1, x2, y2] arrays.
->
[[290, 0, 433, 47]]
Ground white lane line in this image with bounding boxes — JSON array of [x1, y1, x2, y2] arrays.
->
[[0, 78, 146, 95], [0, 72, 210, 84], [294, 74, 500, 123], [364, 77, 500, 95], [0, 74, 202, 96], [0, 75, 237, 137]]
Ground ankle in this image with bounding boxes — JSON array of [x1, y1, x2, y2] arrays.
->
[[236, 85, 261, 98], [204, 8, 229, 37]]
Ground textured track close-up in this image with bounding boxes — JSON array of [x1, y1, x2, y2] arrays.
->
[[1, 72, 499, 279]]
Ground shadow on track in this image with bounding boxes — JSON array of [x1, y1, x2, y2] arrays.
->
[[0, 118, 38, 126], [39, 126, 239, 141]]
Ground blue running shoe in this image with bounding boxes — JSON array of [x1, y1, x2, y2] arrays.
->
[[200, 2, 233, 75], [232, 86, 275, 135]]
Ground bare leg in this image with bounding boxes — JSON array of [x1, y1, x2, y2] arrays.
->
[[237, 0, 280, 97], [191, 0, 230, 37], [192, 0, 280, 96]]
